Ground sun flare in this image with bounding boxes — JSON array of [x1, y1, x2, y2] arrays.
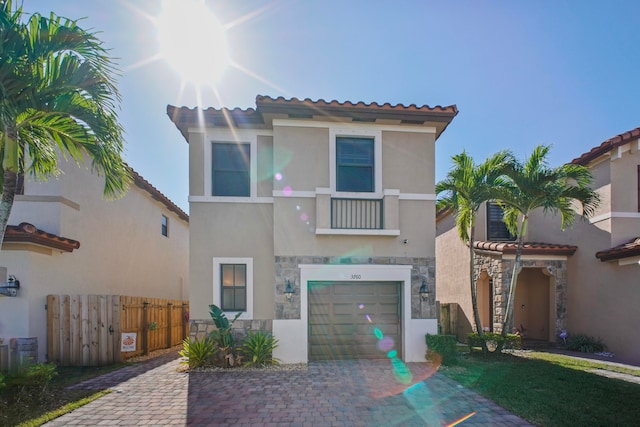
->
[[157, 0, 229, 85]]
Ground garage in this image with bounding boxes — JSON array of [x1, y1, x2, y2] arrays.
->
[[308, 281, 402, 360]]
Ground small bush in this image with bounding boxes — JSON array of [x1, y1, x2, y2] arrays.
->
[[0, 372, 5, 390], [179, 337, 217, 368], [566, 334, 607, 353], [241, 330, 280, 366], [468, 332, 522, 352], [425, 334, 458, 365]]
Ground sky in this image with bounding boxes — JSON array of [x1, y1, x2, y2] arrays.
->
[[24, 0, 640, 213]]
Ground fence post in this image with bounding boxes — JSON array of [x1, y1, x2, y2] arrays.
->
[[143, 301, 149, 356], [166, 302, 173, 349], [182, 303, 189, 341]]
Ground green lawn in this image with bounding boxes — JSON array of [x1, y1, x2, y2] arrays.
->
[[439, 352, 640, 426], [1, 364, 122, 427]]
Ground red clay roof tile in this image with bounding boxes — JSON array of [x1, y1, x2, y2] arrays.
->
[[4, 222, 80, 252], [474, 241, 577, 256], [571, 126, 640, 165], [131, 169, 188, 223], [167, 95, 458, 141], [595, 237, 640, 262]]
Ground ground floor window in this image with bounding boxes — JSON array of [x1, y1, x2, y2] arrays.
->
[[213, 257, 253, 319]]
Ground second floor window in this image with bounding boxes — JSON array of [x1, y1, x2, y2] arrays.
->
[[487, 202, 515, 241], [161, 215, 168, 237], [212, 143, 250, 196], [336, 136, 374, 192]]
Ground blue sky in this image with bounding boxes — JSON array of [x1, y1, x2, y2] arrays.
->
[[25, 0, 640, 212]]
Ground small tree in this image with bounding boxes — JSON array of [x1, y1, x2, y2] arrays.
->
[[0, 1, 131, 247], [496, 145, 599, 338], [436, 150, 512, 353]]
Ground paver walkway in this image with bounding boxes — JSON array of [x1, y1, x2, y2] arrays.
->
[[45, 352, 532, 427]]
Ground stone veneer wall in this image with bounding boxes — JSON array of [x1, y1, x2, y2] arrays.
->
[[474, 253, 568, 339], [274, 255, 436, 320], [190, 319, 272, 342]]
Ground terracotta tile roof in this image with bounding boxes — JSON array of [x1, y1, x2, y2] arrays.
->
[[167, 95, 458, 141], [473, 241, 577, 256], [4, 222, 80, 252], [595, 237, 640, 262], [131, 169, 189, 223], [571, 126, 640, 165]]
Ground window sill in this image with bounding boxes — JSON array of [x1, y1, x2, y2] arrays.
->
[[315, 228, 400, 236], [189, 196, 273, 203]]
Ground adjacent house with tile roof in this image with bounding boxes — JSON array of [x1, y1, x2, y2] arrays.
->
[[168, 95, 457, 362], [436, 127, 640, 364], [0, 158, 189, 363]]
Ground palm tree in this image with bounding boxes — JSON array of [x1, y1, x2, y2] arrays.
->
[[496, 145, 599, 338], [436, 150, 512, 351], [0, 1, 130, 247]]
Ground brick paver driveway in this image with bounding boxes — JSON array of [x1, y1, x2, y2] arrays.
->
[[45, 351, 532, 426]]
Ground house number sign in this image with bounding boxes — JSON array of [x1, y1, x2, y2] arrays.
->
[[350, 274, 362, 280]]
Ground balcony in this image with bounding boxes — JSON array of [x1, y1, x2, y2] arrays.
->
[[315, 188, 400, 236], [331, 198, 383, 229]]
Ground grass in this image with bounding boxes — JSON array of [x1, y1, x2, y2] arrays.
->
[[521, 351, 640, 377], [440, 352, 640, 426], [1, 363, 124, 427]]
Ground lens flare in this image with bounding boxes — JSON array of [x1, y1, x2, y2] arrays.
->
[[283, 185, 292, 196], [275, 172, 282, 181]]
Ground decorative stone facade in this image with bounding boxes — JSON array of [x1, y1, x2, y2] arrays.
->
[[474, 253, 568, 340], [274, 255, 436, 320], [190, 319, 272, 342]]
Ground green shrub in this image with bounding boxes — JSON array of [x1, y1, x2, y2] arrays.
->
[[425, 334, 458, 365], [468, 332, 522, 353], [566, 334, 606, 353], [241, 330, 280, 366], [0, 372, 5, 390], [179, 337, 217, 368]]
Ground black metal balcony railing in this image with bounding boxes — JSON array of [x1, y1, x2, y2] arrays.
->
[[331, 198, 383, 229]]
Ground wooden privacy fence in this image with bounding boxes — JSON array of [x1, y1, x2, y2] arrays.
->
[[47, 295, 189, 366]]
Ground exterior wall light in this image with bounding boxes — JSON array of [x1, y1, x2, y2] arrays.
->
[[419, 280, 429, 301], [285, 279, 295, 303], [0, 275, 20, 297]]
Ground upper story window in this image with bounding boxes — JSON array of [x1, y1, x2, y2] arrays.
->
[[329, 127, 382, 198], [161, 214, 169, 237], [336, 137, 374, 192], [212, 143, 250, 197], [487, 202, 515, 241]]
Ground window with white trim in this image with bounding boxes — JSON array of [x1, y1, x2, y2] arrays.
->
[[212, 143, 250, 196], [213, 257, 253, 319], [336, 136, 375, 192], [329, 127, 382, 198]]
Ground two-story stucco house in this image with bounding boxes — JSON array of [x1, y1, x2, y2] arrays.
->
[[0, 158, 189, 363], [436, 127, 640, 365], [168, 95, 457, 363]]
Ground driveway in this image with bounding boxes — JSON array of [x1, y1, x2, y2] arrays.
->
[[44, 352, 532, 426]]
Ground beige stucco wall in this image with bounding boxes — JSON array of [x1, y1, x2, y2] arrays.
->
[[435, 213, 473, 324], [382, 131, 435, 193], [188, 202, 274, 321], [0, 158, 189, 362], [273, 126, 329, 192]]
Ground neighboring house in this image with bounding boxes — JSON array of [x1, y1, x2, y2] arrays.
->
[[0, 158, 189, 363], [167, 95, 457, 363], [436, 127, 640, 364]]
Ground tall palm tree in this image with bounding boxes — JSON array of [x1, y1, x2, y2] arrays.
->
[[0, 0, 130, 247], [496, 145, 599, 337], [436, 150, 512, 351]]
